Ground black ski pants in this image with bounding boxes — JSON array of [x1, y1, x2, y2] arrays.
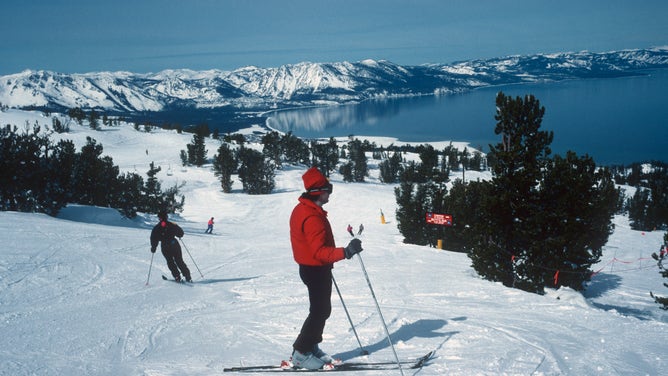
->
[[293, 264, 333, 353], [161, 240, 191, 280]]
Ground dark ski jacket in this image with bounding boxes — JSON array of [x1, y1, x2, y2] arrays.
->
[[290, 196, 345, 266], [150, 221, 184, 252]]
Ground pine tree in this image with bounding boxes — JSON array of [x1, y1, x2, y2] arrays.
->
[[71, 137, 119, 207], [213, 143, 237, 193], [281, 132, 310, 165], [238, 147, 275, 194], [465, 92, 618, 294], [347, 139, 368, 182], [67, 107, 86, 125], [179, 150, 188, 166], [439, 179, 489, 252], [311, 137, 339, 176], [537, 152, 617, 290], [114, 172, 144, 218], [186, 132, 207, 166], [469, 92, 554, 293], [261, 131, 282, 167], [650, 232, 668, 310], [88, 109, 100, 130], [142, 162, 163, 213], [416, 144, 439, 182], [394, 161, 446, 247], [443, 144, 460, 171], [626, 164, 668, 231], [646, 167, 668, 229], [43, 139, 77, 216], [339, 162, 354, 182], [379, 151, 403, 183]]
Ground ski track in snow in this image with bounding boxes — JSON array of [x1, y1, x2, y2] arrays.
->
[[1, 109, 667, 375]]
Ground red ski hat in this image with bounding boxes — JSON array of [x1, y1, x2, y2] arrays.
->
[[302, 167, 332, 195]]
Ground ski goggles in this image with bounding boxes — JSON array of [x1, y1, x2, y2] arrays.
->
[[308, 182, 333, 194]]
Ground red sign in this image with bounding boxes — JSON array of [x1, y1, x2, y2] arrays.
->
[[425, 212, 453, 226]]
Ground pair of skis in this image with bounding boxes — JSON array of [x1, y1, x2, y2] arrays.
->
[[223, 350, 434, 373], [161, 275, 193, 285]]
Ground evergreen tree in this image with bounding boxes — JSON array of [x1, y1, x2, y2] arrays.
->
[[51, 117, 69, 133], [443, 144, 460, 171], [650, 232, 668, 310], [625, 163, 668, 230], [114, 172, 144, 218], [469, 151, 483, 171], [394, 164, 442, 246], [159, 183, 185, 215], [0, 125, 183, 218], [645, 167, 668, 229], [339, 162, 354, 182], [142, 162, 163, 212], [179, 150, 188, 166], [469, 92, 554, 293], [261, 131, 282, 167], [213, 143, 237, 193], [464, 92, 617, 294], [311, 138, 339, 176], [537, 152, 618, 290], [626, 163, 643, 187], [415, 144, 439, 182], [1, 125, 27, 211], [42, 139, 77, 216], [439, 179, 489, 252], [628, 188, 653, 230], [71, 137, 119, 207], [186, 132, 208, 166], [67, 107, 86, 125], [238, 147, 275, 194], [282, 132, 310, 165], [88, 109, 100, 130], [347, 139, 368, 182], [379, 151, 403, 183], [9, 124, 48, 212]]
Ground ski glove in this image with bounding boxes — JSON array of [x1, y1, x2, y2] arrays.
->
[[150, 246, 157, 253], [344, 238, 363, 259]]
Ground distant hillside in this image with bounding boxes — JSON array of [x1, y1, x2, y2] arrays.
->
[[1, 47, 667, 130]]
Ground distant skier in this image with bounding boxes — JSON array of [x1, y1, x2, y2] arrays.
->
[[347, 224, 354, 237], [357, 223, 364, 236], [205, 217, 214, 234], [150, 211, 192, 282], [289, 167, 363, 370]]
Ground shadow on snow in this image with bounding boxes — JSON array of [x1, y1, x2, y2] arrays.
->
[[334, 318, 459, 361]]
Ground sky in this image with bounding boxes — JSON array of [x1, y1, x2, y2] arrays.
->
[[1, 108, 667, 375], [2, 0, 667, 75]]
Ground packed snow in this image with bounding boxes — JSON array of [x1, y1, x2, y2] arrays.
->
[[1, 109, 667, 375]]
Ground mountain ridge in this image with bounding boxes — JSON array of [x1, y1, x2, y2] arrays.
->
[[1, 47, 667, 122]]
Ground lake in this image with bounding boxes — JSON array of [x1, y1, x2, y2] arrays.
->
[[266, 69, 668, 165]]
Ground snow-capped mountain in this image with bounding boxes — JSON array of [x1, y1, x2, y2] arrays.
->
[[1, 47, 667, 117]]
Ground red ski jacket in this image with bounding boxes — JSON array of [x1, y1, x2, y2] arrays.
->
[[290, 196, 345, 266]]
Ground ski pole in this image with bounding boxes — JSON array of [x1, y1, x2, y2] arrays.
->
[[146, 252, 154, 286], [356, 253, 404, 376], [179, 238, 204, 278], [332, 275, 368, 355]]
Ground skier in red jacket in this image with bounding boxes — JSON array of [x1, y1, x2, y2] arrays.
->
[[289, 167, 363, 370]]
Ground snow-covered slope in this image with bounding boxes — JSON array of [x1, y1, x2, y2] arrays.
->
[[0, 109, 667, 375]]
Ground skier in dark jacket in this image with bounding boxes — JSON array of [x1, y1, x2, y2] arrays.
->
[[289, 167, 363, 370], [150, 211, 192, 282]]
